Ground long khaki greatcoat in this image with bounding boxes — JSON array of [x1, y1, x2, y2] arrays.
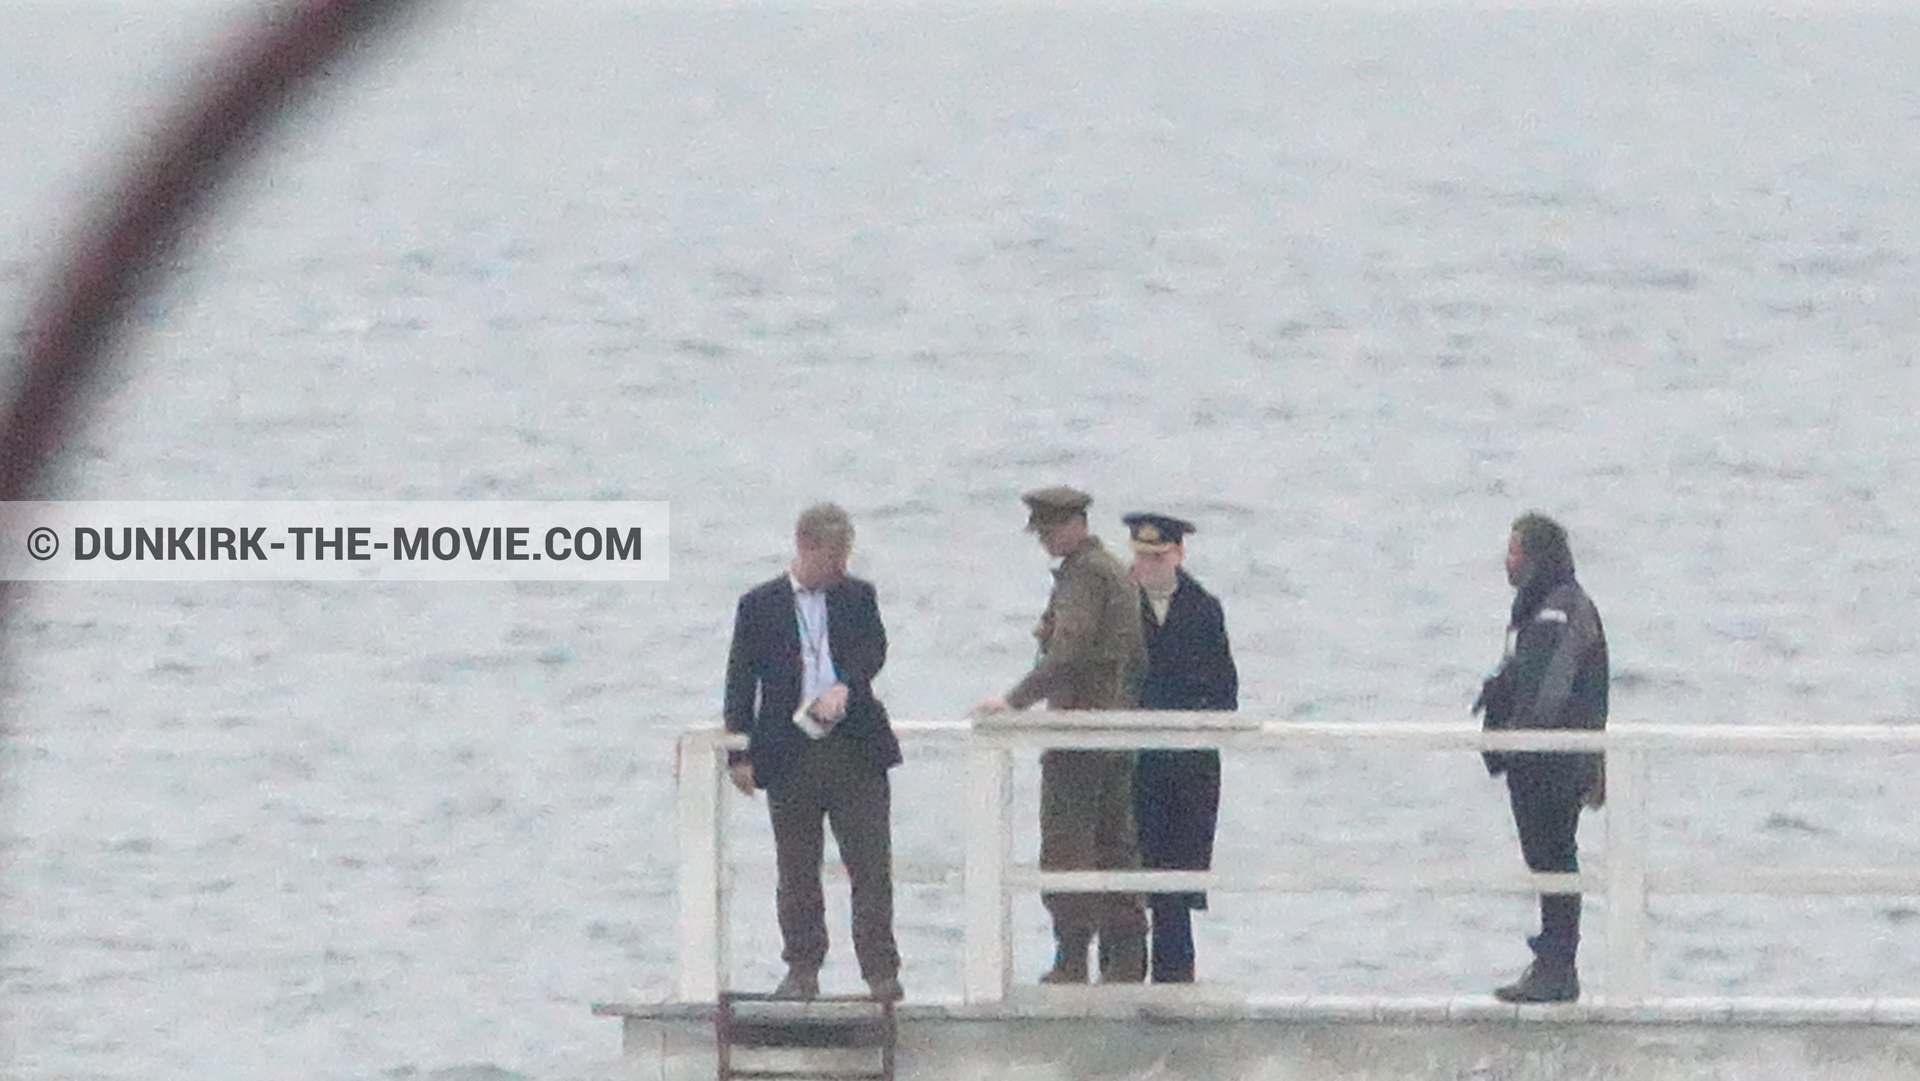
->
[[1003, 534, 1149, 947]]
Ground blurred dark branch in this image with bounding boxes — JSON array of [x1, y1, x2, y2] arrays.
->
[[0, 0, 432, 516]]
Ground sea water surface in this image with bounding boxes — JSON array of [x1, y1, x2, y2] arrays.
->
[[4, 1, 1920, 1078]]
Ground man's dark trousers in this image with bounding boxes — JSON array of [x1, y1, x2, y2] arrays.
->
[[1507, 763, 1584, 959], [1135, 747, 1220, 982], [767, 737, 900, 984]]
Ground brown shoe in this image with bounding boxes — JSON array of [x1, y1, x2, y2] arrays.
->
[[771, 968, 819, 999], [1039, 933, 1091, 984], [1098, 930, 1148, 984], [866, 976, 904, 1002]]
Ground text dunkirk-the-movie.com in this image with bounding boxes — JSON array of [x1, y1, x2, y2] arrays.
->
[[0, 502, 669, 581]]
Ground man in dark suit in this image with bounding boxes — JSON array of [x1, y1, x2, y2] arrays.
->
[[1123, 512, 1238, 983], [723, 503, 903, 1002]]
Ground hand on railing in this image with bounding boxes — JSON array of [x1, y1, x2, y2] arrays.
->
[[970, 697, 1011, 717]]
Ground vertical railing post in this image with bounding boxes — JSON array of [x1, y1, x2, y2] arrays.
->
[[1603, 743, 1652, 1002], [675, 729, 726, 1003], [963, 735, 1013, 1004]]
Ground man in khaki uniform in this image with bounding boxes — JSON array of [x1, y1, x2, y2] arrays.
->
[[975, 486, 1149, 984]]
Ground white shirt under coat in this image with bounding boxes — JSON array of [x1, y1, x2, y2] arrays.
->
[[789, 572, 837, 735]]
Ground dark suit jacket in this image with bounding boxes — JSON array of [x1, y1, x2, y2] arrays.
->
[[722, 573, 900, 789]]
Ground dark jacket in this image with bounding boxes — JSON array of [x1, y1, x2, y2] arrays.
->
[[723, 573, 900, 789], [1137, 569, 1238, 712], [1479, 567, 1609, 792]]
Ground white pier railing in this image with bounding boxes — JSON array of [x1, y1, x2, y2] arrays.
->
[[673, 715, 1920, 1007]]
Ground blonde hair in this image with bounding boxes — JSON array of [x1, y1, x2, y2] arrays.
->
[[795, 503, 854, 552]]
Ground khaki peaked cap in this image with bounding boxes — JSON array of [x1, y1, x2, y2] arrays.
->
[[1021, 486, 1093, 530]]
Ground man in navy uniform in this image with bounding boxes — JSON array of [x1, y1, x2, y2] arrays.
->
[[1123, 512, 1238, 983], [1473, 512, 1608, 1003], [723, 503, 904, 1002]]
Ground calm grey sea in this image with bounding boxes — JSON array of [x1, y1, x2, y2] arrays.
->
[[4, 1, 1920, 1078]]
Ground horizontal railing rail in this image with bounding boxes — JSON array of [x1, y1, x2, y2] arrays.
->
[[674, 715, 1920, 1006]]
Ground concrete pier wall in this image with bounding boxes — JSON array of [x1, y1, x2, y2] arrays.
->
[[600, 1000, 1920, 1081]]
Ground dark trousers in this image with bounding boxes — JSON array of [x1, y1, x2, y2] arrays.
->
[[1146, 896, 1195, 982], [1134, 749, 1220, 982], [1506, 764, 1584, 959], [766, 738, 899, 982], [1039, 749, 1147, 942]]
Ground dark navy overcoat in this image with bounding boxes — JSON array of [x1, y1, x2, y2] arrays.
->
[[1134, 569, 1237, 908]]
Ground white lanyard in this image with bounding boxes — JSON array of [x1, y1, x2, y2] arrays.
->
[[794, 590, 836, 700]]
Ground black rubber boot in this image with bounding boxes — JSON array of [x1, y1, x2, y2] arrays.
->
[[1494, 935, 1579, 1003], [1039, 931, 1091, 984]]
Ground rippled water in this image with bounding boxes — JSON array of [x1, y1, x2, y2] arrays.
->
[[5, 2, 1920, 1078]]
